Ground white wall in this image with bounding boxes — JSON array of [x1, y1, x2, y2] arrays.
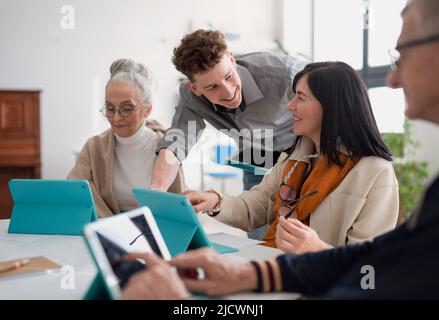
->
[[0, 0, 280, 182], [282, 0, 313, 61]]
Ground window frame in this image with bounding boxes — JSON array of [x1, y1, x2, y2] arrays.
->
[[358, 0, 392, 88], [312, 0, 392, 88]]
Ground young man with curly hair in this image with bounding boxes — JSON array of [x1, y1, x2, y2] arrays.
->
[[150, 30, 304, 239]]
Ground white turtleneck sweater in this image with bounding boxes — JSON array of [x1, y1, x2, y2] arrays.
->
[[113, 124, 159, 212]]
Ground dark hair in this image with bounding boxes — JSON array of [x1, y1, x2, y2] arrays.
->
[[290, 61, 392, 165], [172, 29, 228, 81]]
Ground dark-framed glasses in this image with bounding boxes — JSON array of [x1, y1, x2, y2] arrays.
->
[[389, 33, 439, 71], [279, 190, 318, 219], [273, 153, 318, 218], [274, 153, 318, 202], [100, 103, 138, 118]]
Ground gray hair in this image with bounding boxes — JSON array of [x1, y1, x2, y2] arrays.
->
[[106, 58, 157, 106], [405, 0, 439, 35]]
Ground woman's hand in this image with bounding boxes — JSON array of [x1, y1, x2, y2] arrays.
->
[[183, 189, 220, 213], [170, 248, 257, 296], [275, 216, 331, 254]]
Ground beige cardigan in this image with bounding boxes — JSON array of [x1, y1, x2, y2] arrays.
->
[[215, 137, 399, 247], [67, 120, 185, 217]]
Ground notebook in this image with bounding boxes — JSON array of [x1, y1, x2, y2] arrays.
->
[[0, 256, 62, 279]]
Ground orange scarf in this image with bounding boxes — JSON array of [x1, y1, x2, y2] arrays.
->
[[262, 153, 360, 248]]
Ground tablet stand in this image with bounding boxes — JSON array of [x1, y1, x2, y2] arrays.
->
[[8, 179, 98, 235], [83, 272, 112, 300]]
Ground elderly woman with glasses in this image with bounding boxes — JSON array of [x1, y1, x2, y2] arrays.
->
[[185, 61, 399, 254], [68, 58, 184, 217]]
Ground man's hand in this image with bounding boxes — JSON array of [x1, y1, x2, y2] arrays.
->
[[183, 190, 220, 213], [170, 248, 257, 296], [120, 252, 191, 300], [276, 216, 331, 254]]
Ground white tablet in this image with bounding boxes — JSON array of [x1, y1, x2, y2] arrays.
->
[[83, 207, 171, 299]]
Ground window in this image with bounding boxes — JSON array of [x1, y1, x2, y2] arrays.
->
[[314, 0, 364, 69], [368, 0, 406, 67], [313, 0, 407, 132], [369, 87, 405, 133]]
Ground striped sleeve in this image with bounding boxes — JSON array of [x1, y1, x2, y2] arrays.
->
[[250, 259, 283, 292], [274, 242, 375, 295]]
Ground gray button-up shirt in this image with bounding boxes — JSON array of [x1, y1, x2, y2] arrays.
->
[[157, 52, 305, 168]]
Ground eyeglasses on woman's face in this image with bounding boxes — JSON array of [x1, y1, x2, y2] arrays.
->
[[100, 102, 139, 118]]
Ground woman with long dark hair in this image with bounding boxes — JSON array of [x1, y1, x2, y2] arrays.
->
[[185, 61, 399, 254]]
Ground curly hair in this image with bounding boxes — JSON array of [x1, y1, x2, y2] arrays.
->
[[172, 29, 228, 81]]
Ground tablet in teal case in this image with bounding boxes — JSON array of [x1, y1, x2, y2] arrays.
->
[[225, 159, 268, 175], [132, 189, 238, 256], [8, 179, 98, 235], [82, 236, 114, 300]]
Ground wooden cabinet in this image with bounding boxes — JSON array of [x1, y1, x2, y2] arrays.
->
[[0, 91, 41, 219]]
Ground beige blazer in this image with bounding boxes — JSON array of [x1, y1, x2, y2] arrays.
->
[[67, 120, 185, 218], [215, 137, 399, 247]]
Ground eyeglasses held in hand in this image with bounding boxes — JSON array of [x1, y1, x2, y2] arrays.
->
[[273, 153, 318, 212], [279, 190, 318, 219]]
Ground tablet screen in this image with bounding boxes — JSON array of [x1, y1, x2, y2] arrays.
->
[[84, 207, 171, 298]]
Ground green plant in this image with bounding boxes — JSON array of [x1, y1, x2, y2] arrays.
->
[[382, 121, 429, 223]]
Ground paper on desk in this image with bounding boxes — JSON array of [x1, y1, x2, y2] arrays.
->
[[1, 233, 52, 243], [208, 232, 262, 249]]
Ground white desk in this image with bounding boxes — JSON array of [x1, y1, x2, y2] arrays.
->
[[0, 218, 299, 300]]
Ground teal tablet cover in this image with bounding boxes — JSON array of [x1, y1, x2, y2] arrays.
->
[[225, 159, 268, 175], [83, 268, 113, 300], [8, 179, 98, 235], [132, 189, 238, 256], [82, 234, 114, 300]]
